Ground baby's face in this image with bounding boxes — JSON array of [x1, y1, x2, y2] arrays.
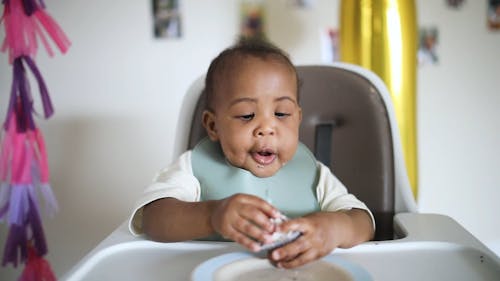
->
[[204, 57, 301, 178]]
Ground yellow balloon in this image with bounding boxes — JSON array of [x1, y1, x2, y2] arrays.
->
[[340, 0, 418, 199]]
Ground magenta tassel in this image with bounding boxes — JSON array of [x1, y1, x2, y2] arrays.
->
[[19, 245, 57, 281], [34, 9, 71, 54], [1, 0, 70, 61]]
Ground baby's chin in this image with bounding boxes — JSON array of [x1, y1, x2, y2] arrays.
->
[[247, 163, 283, 178]]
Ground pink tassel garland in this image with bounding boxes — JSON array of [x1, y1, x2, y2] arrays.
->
[[1, 0, 69, 278]]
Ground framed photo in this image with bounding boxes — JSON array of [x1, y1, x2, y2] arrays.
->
[[488, 0, 500, 30], [287, 0, 315, 8], [446, 0, 465, 9], [418, 27, 439, 66], [152, 0, 182, 38]]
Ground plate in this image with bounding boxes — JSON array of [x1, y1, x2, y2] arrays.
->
[[191, 252, 372, 281]]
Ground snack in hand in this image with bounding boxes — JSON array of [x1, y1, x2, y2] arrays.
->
[[260, 215, 302, 251]]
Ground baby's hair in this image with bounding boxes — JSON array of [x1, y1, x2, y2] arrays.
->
[[204, 39, 299, 111]]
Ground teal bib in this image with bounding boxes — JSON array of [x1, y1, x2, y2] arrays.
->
[[191, 138, 320, 218]]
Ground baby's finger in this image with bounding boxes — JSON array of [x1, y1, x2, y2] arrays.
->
[[234, 217, 273, 243], [240, 209, 276, 233], [230, 227, 262, 252], [278, 249, 318, 269], [270, 235, 310, 262]]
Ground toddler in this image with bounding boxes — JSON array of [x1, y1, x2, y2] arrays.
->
[[129, 40, 375, 269]]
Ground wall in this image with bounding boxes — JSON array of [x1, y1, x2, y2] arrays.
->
[[416, 0, 500, 255], [0, 0, 499, 279]]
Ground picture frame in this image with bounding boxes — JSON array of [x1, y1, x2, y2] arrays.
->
[[152, 0, 182, 38]]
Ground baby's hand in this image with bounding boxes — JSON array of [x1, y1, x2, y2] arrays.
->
[[267, 213, 339, 269], [211, 194, 280, 251]]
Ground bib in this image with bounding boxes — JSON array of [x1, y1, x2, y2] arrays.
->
[[191, 138, 320, 218]]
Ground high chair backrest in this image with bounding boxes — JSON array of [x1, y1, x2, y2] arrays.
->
[[175, 63, 417, 241]]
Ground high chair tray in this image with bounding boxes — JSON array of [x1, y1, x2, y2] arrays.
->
[[60, 213, 500, 281]]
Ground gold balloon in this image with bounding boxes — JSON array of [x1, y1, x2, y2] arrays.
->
[[340, 0, 418, 199]]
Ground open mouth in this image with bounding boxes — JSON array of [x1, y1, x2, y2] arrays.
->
[[252, 149, 276, 165]]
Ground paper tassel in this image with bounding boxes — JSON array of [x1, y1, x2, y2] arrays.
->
[[1, 0, 71, 62], [1, 0, 68, 278], [31, 130, 58, 217], [0, 118, 50, 266], [2, 187, 47, 267], [18, 244, 57, 281], [0, 58, 56, 267], [0, 106, 56, 266], [5, 55, 54, 126]]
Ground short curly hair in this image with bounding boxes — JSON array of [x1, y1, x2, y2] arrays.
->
[[203, 39, 299, 111]]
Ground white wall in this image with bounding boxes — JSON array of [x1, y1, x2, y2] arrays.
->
[[416, 0, 500, 254], [0, 0, 499, 279]]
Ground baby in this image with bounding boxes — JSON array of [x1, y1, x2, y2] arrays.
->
[[129, 40, 375, 269]]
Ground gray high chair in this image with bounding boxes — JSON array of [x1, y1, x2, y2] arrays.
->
[[175, 63, 418, 241], [61, 63, 500, 281]]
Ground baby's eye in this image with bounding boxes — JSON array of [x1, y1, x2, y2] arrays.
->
[[275, 112, 291, 118], [237, 113, 255, 121]]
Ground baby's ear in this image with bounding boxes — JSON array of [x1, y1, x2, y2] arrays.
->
[[202, 110, 219, 141]]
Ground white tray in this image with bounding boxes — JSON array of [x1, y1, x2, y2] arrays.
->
[[61, 214, 500, 281]]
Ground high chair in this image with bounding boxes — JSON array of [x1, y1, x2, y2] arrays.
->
[[61, 63, 500, 281], [175, 63, 417, 241]]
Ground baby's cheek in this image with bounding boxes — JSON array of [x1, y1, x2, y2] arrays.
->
[[220, 144, 240, 161], [281, 150, 295, 166]]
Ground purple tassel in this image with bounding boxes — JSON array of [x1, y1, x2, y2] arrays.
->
[[3, 72, 17, 130], [2, 223, 27, 267], [2, 185, 48, 267], [23, 56, 54, 119], [8, 184, 30, 225], [21, 0, 47, 16], [10, 57, 35, 132], [5, 56, 54, 132], [21, 0, 38, 16], [27, 194, 47, 257]]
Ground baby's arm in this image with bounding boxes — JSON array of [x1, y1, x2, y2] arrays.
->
[[268, 208, 374, 269], [142, 198, 214, 241], [142, 194, 280, 251]]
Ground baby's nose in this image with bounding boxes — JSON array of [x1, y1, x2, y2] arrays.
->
[[257, 127, 274, 136], [254, 120, 275, 137]]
